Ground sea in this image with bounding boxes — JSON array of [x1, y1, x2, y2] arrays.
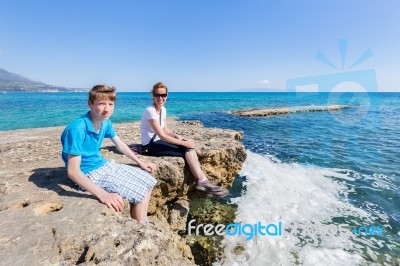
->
[[1, 91, 399, 265]]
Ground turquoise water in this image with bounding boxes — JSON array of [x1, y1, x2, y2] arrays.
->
[[1, 92, 399, 263]]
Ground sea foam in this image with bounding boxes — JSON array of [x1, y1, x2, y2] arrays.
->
[[216, 151, 385, 265]]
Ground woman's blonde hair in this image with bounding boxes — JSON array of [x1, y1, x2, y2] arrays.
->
[[89, 85, 116, 104], [151, 82, 168, 94]]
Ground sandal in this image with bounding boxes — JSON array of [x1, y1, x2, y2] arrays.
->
[[195, 179, 222, 193], [206, 187, 229, 198]]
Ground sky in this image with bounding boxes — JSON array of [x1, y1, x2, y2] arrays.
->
[[0, 0, 399, 91]]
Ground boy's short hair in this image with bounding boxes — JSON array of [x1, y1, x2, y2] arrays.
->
[[89, 85, 116, 104]]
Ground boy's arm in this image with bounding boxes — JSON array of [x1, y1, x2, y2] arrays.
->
[[110, 136, 156, 173], [67, 154, 124, 211]]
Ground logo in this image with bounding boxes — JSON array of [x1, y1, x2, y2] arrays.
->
[[352, 225, 384, 236], [284, 39, 380, 165], [188, 219, 283, 241], [286, 39, 377, 125]]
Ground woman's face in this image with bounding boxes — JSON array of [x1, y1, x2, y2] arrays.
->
[[153, 87, 168, 107]]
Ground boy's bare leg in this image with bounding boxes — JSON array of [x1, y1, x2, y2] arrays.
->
[[142, 188, 152, 221], [130, 188, 153, 223]]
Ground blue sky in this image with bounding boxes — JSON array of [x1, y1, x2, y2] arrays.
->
[[0, 0, 399, 91]]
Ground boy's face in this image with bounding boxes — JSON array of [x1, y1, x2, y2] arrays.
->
[[88, 97, 115, 120]]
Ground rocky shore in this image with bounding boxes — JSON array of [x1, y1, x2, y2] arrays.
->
[[232, 104, 354, 117], [0, 119, 246, 265]]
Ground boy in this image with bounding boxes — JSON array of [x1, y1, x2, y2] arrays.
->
[[61, 85, 156, 223]]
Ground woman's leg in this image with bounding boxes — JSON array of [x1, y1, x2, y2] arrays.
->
[[149, 141, 227, 196], [147, 140, 186, 157], [130, 188, 153, 223], [185, 149, 207, 181], [185, 149, 228, 196]]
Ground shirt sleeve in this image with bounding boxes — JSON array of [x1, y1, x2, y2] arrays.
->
[[104, 120, 117, 138], [145, 106, 158, 121], [62, 127, 85, 156]]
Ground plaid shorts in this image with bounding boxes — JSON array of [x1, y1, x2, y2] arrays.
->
[[86, 160, 157, 204]]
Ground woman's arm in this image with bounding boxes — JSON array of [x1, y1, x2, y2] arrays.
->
[[67, 155, 124, 211], [149, 119, 195, 148], [163, 120, 182, 140], [111, 135, 156, 173]]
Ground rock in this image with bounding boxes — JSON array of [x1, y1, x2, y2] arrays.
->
[[103, 120, 246, 230], [184, 198, 238, 265], [186, 235, 224, 266], [0, 120, 246, 264], [168, 198, 190, 232], [232, 105, 355, 117]]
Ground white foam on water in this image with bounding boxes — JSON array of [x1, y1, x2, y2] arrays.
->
[[216, 151, 380, 266]]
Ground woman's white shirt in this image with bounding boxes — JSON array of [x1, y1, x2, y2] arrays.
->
[[140, 105, 167, 145]]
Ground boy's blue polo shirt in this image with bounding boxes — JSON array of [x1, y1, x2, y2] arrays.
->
[[61, 111, 116, 174]]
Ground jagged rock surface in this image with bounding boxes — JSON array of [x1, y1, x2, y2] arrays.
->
[[232, 105, 354, 117], [0, 120, 246, 265]]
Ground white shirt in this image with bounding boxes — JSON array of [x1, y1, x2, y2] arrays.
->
[[140, 105, 166, 145]]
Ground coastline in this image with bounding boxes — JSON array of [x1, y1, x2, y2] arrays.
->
[[0, 120, 246, 264]]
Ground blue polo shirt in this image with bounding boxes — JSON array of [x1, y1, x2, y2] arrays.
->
[[61, 111, 117, 174]]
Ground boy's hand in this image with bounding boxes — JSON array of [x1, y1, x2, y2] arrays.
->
[[140, 162, 156, 173], [99, 191, 124, 211]]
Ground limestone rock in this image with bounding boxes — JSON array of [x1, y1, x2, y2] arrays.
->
[[103, 120, 246, 230], [0, 120, 246, 264], [232, 105, 354, 117]]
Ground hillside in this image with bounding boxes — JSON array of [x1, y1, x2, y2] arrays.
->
[[0, 68, 84, 92]]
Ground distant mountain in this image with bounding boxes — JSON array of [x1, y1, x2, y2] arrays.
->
[[0, 68, 86, 92]]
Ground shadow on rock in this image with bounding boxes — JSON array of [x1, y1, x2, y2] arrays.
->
[[28, 167, 97, 200]]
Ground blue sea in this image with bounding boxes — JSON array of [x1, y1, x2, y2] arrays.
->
[[1, 92, 399, 264]]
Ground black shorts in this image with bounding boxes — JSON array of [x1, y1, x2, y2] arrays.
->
[[146, 140, 190, 157]]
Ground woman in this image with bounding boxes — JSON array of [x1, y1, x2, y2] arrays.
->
[[140, 82, 228, 197]]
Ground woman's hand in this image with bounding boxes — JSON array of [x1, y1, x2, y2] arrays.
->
[[140, 162, 157, 173], [181, 139, 195, 149]]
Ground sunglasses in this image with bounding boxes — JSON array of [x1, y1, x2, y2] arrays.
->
[[153, 93, 168, 98]]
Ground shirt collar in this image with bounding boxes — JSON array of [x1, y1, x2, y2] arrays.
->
[[83, 111, 100, 133]]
